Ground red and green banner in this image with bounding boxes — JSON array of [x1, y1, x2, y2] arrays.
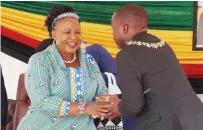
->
[[1, 1, 203, 77]]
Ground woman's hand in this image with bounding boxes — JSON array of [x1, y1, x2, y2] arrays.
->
[[85, 101, 111, 116]]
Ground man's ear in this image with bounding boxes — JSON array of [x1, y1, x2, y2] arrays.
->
[[122, 23, 129, 34]]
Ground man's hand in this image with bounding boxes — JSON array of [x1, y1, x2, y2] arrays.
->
[[96, 95, 122, 119], [85, 101, 111, 116], [105, 98, 122, 119], [96, 95, 118, 102]]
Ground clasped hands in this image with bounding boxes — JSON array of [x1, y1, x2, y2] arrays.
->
[[85, 95, 122, 119]]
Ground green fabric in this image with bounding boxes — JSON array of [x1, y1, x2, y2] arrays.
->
[[2, 1, 194, 31]]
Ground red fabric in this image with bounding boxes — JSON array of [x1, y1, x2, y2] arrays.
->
[[182, 64, 203, 78], [1, 26, 203, 78], [1, 26, 40, 48]]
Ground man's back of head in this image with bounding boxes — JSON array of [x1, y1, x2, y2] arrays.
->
[[114, 4, 148, 28], [111, 4, 148, 48]]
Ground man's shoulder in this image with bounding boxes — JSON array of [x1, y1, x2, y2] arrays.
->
[[116, 48, 134, 63]]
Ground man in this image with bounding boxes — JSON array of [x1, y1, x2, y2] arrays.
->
[[35, 38, 136, 129], [100, 4, 203, 130]]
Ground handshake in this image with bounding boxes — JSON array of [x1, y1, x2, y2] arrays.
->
[[85, 95, 122, 119]]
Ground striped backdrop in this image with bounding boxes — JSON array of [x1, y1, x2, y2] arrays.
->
[[1, 1, 203, 78]]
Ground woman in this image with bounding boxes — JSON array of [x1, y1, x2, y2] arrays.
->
[[17, 5, 110, 130], [34, 38, 125, 128]]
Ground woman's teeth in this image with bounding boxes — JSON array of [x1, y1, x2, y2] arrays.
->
[[68, 42, 76, 47]]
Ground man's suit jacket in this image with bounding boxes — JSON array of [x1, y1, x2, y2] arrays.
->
[[116, 32, 203, 130]]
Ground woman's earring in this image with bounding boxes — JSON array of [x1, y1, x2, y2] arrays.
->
[[53, 40, 56, 44]]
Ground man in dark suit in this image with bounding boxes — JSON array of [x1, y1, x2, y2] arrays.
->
[[99, 4, 203, 130]]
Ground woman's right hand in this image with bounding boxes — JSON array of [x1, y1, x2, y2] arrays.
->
[[85, 101, 111, 116]]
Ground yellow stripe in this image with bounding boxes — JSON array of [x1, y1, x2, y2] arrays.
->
[[70, 68, 74, 102], [59, 100, 64, 117], [1, 7, 203, 64]]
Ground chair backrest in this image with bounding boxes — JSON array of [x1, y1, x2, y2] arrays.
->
[[13, 73, 30, 130]]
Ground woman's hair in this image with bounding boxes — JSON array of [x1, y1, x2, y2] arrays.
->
[[45, 4, 78, 37]]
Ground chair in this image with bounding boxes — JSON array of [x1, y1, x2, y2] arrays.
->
[[12, 74, 30, 130]]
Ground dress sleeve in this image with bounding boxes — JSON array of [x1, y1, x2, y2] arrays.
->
[[25, 54, 70, 118]]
